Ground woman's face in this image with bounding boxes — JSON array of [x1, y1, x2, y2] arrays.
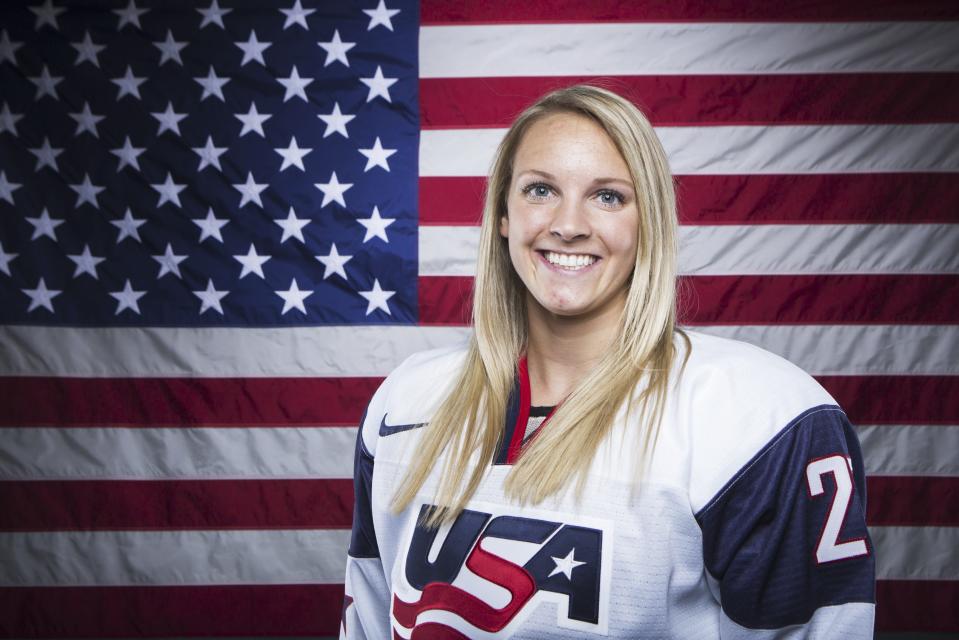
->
[[500, 112, 639, 321]]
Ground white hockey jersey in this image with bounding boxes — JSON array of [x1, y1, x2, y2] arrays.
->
[[341, 331, 875, 639]]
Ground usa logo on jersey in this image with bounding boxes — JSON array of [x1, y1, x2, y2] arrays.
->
[[391, 502, 613, 638]]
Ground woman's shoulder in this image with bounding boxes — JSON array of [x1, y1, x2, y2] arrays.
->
[[675, 329, 835, 409], [358, 345, 468, 453]]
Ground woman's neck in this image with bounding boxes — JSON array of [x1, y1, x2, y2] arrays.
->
[[524, 293, 624, 406]]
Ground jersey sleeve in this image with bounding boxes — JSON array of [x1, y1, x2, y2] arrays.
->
[[695, 405, 876, 638], [340, 409, 391, 640]]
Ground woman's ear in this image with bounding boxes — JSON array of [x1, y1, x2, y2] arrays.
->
[[499, 215, 509, 238]]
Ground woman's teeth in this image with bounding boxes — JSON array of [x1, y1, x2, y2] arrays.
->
[[544, 251, 597, 270]]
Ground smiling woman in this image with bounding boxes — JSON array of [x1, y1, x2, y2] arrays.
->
[[340, 86, 875, 639]]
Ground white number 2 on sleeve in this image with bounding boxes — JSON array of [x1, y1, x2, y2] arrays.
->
[[805, 455, 869, 564]]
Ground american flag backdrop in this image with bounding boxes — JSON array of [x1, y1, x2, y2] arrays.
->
[[0, 0, 957, 637]]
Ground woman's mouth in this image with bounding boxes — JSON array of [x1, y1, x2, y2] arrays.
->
[[538, 250, 600, 271]]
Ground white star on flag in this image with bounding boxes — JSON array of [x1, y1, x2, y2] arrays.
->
[[193, 279, 229, 315], [113, 0, 148, 30], [0, 30, 23, 65], [233, 244, 271, 279], [151, 172, 186, 208], [194, 66, 230, 101], [154, 30, 187, 65], [548, 548, 587, 580], [274, 207, 310, 243], [69, 102, 105, 137], [235, 31, 271, 66], [275, 136, 312, 171], [277, 66, 313, 102], [281, 0, 315, 29], [358, 205, 395, 243], [233, 172, 268, 208], [152, 243, 187, 279], [67, 244, 105, 279], [197, 0, 231, 29], [364, 0, 400, 31], [29, 137, 63, 172], [275, 278, 313, 315], [359, 137, 397, 172], [318, 102, 354, 138], [360, 66, 397, 103], [69, 174, 105, 208], [192, 135, 227, 172], [151, 102, 187, 136], [110, 280, 146, 315], [359, 279, 395, 315], [22, 278, 61, 313], [71, 31, 105, 67], [0, 241, 17, 276], [111, 208, 146, 244], [111, 66, 147, 100], [26, 208, 63, 241], [316, 244, 352, 280], [31, 0, 66, 30], [315, 171, 353, 207], [30, 65, 63, 100], [319, 30, 355, 67], [0, 102, 23, 135], [235, 103, 271, 137], [0, 170, 21, 205], [111, 136, 146, 172], [193, 208, 228, 242]]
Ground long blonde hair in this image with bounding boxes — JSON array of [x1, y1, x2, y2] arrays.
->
[[393, 85, 682, 525]]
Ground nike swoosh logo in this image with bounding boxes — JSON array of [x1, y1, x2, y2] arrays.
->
[[379, 414, 423, 437]]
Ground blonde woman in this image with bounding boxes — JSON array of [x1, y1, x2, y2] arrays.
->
[[341, 86, 875, 638]]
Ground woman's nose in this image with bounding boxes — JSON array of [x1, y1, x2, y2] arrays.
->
[[549, 198, 590, 241]]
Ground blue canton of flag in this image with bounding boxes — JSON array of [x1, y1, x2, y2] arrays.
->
[[0, 0, 419, 326]]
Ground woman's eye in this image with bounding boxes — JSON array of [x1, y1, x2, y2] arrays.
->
[[596, 190, 624, 207], [523, 184, 553, 200]]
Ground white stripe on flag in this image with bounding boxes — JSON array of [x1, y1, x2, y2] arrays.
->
[[0, 529, 351, 586], [0, 425, 949, 481], [0, 526, 949, 585], [420, 125, 959, 177], [697, 324, 959, 376], [0, 325, 470, 378], [2, 324, 955, 377], [857, 425, 959, 477], [0, 427, 357, 480], [871, 526, 959, 580], [419, 224, 959, 277], [420, 22, 959, 78]]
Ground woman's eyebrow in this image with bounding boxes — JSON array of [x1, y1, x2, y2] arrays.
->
[[591, 177, 634, 189], [515, 169, 557, 180]]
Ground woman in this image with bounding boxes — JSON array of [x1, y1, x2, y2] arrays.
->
[[341, 86, 875, 638]]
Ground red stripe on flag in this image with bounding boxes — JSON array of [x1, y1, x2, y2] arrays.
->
[[678, 275, 959, 325], [876, 580, 959, 633], [819, 376, 959, 425], [421, 0, 959, 23], [0, 377, 381, 427], [866, 476, 959, 526], [421, 75, 959, 128], [0, 479, 354, 531], [0, 584, 344, 637], [419, 174, 959, 226], [420, 275, 959, 326]]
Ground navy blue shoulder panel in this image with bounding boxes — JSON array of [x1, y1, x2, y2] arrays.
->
[[695, 405, 875, 629], [349, 408, 379, 559]]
